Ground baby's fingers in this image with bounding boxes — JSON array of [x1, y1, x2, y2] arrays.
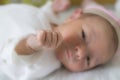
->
[[37, 30, 62, 49], [38, 31, 53, 48], [44, 31, 57, 48], [51, 32, 58, 48], [45, 31, 53, 47], [49, 31, 62, 48]]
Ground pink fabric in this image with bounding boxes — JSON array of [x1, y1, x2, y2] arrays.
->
[[85, 4, 120, 25]]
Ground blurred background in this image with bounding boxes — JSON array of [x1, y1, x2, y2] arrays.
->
[[0, 0, 118, 23], [0, 0, 116, 6]]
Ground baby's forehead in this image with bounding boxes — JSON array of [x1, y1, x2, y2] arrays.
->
[[82, 14, 116, 43], [80, 13, 113, 31]]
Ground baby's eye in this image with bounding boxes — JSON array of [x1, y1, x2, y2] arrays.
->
[[86, 56, 90, 66], [82, 30, 86, 40]]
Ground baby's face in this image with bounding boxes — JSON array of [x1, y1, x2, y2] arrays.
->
[[55, 15, 118, 72]]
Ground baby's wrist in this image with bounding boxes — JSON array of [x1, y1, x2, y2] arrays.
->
[[26, 34, 42, 51]]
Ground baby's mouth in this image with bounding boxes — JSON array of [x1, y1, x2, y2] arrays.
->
[[65, 46, 79, 62]]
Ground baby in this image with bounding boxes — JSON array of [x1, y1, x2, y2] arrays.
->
[[0, 0, 120, 80]]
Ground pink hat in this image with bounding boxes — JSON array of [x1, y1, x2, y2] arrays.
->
[[83, 4, 120, 54]]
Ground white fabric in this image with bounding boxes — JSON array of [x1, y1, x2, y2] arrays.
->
[[0, 1, 61, 80]]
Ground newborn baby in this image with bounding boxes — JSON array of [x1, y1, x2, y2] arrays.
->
[[0, 1, 120, 80], [40, 9, 119, 72]]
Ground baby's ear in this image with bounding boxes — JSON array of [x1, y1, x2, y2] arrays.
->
[[64, 9, 83, 23]]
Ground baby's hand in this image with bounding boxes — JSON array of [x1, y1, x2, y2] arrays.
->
[[36, 30, 62, 49]]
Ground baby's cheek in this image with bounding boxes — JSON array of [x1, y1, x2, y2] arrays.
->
[[88, 59, 100, 70], [62, 37, 72, 45], [63, 35, 78, 45]]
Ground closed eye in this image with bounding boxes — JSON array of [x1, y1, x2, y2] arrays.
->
[[86, 56, 90, 66], [82, 30, 86, 39]]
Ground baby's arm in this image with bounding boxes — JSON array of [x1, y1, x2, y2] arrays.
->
[[15, 34, 36, 55], [15, 30, 62, 55]]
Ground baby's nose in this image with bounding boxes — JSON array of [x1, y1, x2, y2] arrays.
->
[[74, 47, 86, 60]]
